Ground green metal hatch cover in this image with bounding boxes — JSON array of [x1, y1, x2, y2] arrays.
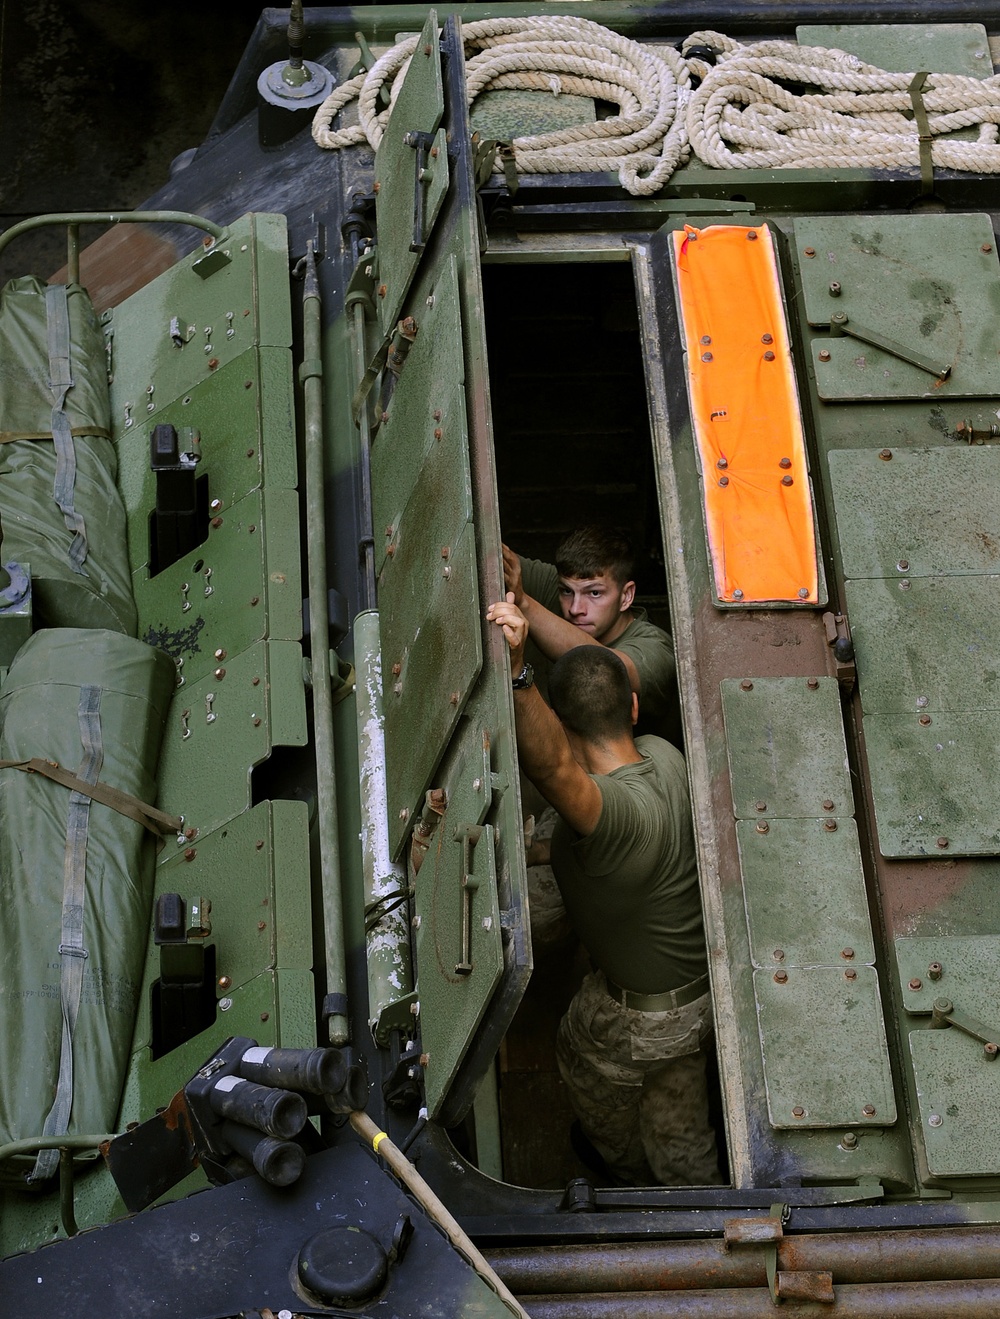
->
[[721, 676, 853, 819], [795, 213, 1000, 400], [829, 446, 1000, 580], [754, 965, 896, 1128], [737, 817, 874, 968], [896, 936, 1000, 1177]]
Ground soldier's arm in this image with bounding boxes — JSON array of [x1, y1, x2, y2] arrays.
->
[[487, 595, 602, 837]]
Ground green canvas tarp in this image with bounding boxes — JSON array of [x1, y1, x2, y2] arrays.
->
[[0, 628, 176, 1182], [0, 276, 137, 635]]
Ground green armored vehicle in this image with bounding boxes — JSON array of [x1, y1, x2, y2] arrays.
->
[[3, 4, 1000, 1314]]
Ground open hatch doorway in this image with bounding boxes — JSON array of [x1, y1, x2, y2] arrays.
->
[[480, 254, 727, 1190]]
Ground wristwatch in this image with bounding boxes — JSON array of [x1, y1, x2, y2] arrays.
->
[[511, 661, 534, 690]]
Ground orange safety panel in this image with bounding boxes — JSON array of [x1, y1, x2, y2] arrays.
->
[[673, 224, 819, 606]]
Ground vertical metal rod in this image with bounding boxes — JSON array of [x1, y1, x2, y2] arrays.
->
[[67, 225, 80, 285], [354, 607, 412, 1039], [351, 295, 377, 610], [301, 241, 349, 1045]]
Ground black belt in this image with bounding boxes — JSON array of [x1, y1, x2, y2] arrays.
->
[[604, 971, 710, 1012]]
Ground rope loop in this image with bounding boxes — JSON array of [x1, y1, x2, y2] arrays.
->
[[312, 21, 1000, 191]]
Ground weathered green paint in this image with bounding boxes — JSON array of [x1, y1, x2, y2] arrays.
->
[[738, 818, 874, 968], [754, 965, 896, 1128], [374, 12, 447, 333], [722, 677, 854, 819], [897, 937, 1000, 1178], [797, 22, 993, 77], [795, 213, 1000, 400], [830, 446, 1000, 579]]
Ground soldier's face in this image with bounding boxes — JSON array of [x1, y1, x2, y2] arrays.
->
[[557, 573, 634, 644]]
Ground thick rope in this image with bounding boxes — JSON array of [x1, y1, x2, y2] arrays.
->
[[312, 20, 1000, 191], [683, 31, 1000, 172], [313, 16, 691, 197]]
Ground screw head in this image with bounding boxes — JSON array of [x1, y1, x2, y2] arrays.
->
[[841, 1132, 858, 1148], [822, 800, 835, 811], [781, 474, 794, 486], [792, 1105, 805, 1118], [919, 714, 932, 725], [756, 820, 770, 834], [740, 679, 753, 691], [936, 837, 949, 849], [763, 351, 775, 361], [702, 352, 713, 362], [719, 476, 729, 487], [879, 448, 893, 461], [774, 969, 788, 983], [762, 333, 773, 344], [779, 456, 791, 468], [807, 677, 820, 689], [862, 1104, 876, 1117], [928, 962, 943, 979], [818, 349, 831, 362], [845, 968, 857, 980], [219, 997, 233, 1012], [841, 948, 855, 960], [700, 335, 712, 345], [754, 800, 767, 812], [803, 247, 816, 257], [909, 978, 923, 991], [218, 976, 232, 990], [824, 819, 838, 832], [928, 1113, 943, 1127], [732, 588, 744, 599], [773, 949, 785, 960], [210, 499, 222, 513], [184, 848, 196, 861]]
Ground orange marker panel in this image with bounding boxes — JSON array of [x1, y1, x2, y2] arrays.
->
[[673, 224, 818, 605]]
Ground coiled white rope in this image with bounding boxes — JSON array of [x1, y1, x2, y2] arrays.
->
[[683, 30, 1000, 172], [313, 15, 691, 197], [312, 19, 1000, 191]]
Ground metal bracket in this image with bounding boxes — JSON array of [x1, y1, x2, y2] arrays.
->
[[822, 611, 855, 691], [928, 997, 1000, 1060], [454, 825, 484, 976], [403, 129, 438, 254], [724, 1204, 835, 1304], [827, 311, 952, 382]]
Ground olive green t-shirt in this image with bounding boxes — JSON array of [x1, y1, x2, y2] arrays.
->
[[519, 556, 678, 744], [550, 735, 707, 994]]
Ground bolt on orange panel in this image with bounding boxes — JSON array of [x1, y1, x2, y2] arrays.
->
[[673, 223, 819, 606]]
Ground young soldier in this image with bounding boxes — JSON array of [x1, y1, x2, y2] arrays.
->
[[487, 595, 721, 1187], [502, 525, 679, 745]]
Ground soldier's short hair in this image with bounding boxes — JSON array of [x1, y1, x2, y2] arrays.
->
[[555, 525, 635, 588], [549, 646, 633, 743]]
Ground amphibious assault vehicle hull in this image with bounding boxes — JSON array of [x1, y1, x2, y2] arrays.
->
[[3, 4, 1000, 1314]]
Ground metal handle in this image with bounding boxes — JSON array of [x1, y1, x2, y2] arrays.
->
[[827, 311, 952, 382], [454, 825, 483, 976]]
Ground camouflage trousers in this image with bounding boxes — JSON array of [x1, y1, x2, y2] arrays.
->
[[556, 968, 722, 1186]]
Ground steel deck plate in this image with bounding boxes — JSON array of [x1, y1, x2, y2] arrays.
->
[[847, 576, 1000, 715], [862, 711, 1000, 856], [738, 818, 875, 968], [754, 965, 896, 1128], [795, 213, 1000, 400], [722, 676, 853, 819], [830, 446, 1000, 580]]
